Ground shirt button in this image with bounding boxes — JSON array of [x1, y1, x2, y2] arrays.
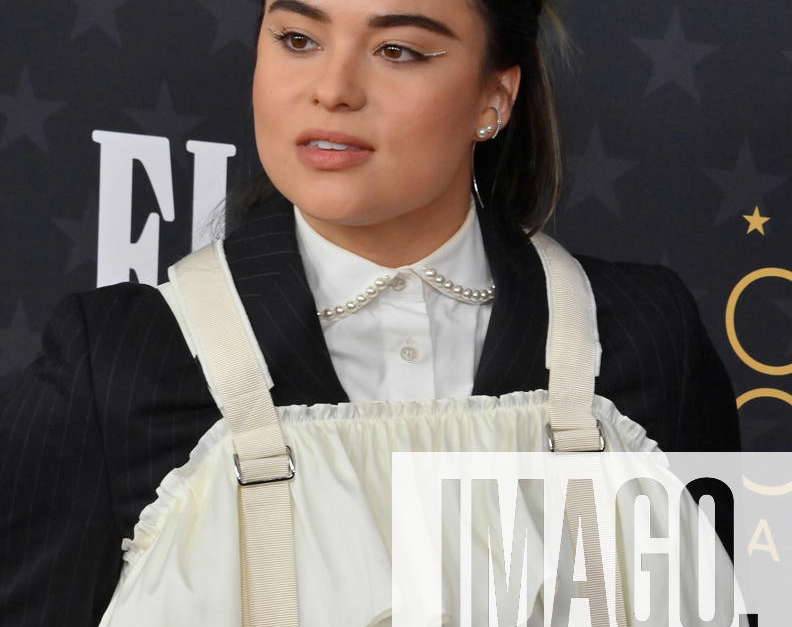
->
[[400, 346, 419, 363], [391, 275, 407, 291]]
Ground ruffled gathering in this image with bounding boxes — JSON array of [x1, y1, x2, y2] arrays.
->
[[119, 417, 230, 568], [276, 389, 549, 423], [112, 388, 664, 626], [120, 389, 660, 564]]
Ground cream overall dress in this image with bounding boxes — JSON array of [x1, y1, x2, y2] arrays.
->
[[98, 232, 741, 626]]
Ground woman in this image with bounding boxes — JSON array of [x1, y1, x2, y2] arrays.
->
[[0, 0, 741, 625]]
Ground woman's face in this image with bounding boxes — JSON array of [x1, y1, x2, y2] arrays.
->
[[252, 0, 518, 227]]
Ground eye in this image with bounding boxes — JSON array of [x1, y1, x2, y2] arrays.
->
[[267, 28, 434, 64], [268, 28, 319, 53], [376, 43, 431, 64]]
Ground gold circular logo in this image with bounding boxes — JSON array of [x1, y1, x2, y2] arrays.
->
[[725, 268, 792, 376], [737, 387, 792, 409]]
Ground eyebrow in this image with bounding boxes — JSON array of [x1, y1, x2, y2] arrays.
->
[[266, 0, 460, 40]]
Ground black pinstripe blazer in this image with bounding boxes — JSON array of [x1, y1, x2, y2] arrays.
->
[[0, 191, 741, 625]]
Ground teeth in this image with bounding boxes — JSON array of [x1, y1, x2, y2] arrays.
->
[[309, 140, 352, 150]]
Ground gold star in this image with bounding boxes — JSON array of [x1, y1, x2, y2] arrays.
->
[[743, 206, 770, 235]]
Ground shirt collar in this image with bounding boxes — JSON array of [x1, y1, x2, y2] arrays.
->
[[293, 192, 493, 312]]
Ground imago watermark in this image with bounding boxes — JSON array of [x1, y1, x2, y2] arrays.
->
[[391, 452, 785, 626]]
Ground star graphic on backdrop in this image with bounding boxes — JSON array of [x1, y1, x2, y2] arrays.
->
[[703, 140, 785, 226], [565, 126, 637, 215], [0, 301, 40, 377], [742, 206, 770, 235], [194, 0, 261, 53], [123, 82, 206, 170], [52, 194, 98, 274], [0, 68, 66, 153], [71, 0, 130, 45], [631, 9, 717, 102]]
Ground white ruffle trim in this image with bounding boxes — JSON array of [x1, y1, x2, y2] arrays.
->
[[119, 417, 229, 567], [277, 388, 662, 453], [119, 389, 662, 568], [276, 389, 550, 423], [592, 393, 663, 453]]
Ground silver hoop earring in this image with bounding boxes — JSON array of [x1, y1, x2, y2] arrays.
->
[[476, 106, 503, 140], [472, 143, 484, 209], [472, 106, 502, 208]]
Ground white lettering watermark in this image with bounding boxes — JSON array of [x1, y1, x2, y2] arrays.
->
[[391, 452, 775, 626]]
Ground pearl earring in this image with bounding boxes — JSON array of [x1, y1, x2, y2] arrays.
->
[[476, 106, 502, 140], [472, 105, 503, 209]]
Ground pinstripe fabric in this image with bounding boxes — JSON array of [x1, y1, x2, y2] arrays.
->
[[0, 191, 741, 626]]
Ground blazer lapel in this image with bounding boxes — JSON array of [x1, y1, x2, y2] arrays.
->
[[471, 200, 549, 396], [222, 191, 350, 406], [222, 189, 550, 405]]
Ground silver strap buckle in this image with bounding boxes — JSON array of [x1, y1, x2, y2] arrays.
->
[[234, 445, 296, 486], [545, 420, 606, 452]]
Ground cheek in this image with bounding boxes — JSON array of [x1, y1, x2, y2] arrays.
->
[[381, 79, 476, 175], [252, 62, 279, 133], [252, 60, 295, 165]]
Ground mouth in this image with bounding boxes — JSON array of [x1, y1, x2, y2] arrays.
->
[[296, 143, 374, 171], [296, 129, 375, 152]]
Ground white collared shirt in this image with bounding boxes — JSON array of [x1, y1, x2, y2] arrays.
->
[[293, 193, 494, 402]]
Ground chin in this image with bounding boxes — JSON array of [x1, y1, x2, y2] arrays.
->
[[287, 186, 380, 224], [298, 204, 377, 227]]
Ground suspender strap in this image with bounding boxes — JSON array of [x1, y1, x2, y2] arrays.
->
[[168, 239, 299, 627], [531, 232, 603, 450], [531, 232, 627, 627]]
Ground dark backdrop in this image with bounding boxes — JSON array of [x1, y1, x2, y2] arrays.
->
[[1, 0, 790, 449]]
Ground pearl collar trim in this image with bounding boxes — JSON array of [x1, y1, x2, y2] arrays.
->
[[316, 265, 495, 321]]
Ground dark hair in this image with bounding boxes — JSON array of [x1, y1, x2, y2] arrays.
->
[[222, 0, 572, 247]]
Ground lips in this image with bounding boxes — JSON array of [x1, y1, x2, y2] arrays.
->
[[296, 129, 374, 151]]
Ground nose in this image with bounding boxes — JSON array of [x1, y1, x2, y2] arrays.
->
[[311, 43, 367, 111]]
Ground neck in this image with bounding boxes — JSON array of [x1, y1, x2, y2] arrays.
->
[[297, 186, 472, 269]]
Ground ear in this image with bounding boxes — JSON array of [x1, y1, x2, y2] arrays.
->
[[492, 65, 521, 129], [476, 65, 522, 136]]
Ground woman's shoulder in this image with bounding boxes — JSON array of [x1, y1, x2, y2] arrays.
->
[[570, 252, 740, 452], [572, 252, 706, 385], [0, 280, 222, 622], [31, 279, 215, 430], [47, 280, 186, 358], [33, 281, 186, 383], [573, 253, 700, 330], [17, 281, 179, 385], [39, 281, 222, 533], [35, 280, 171, 337], [574, 252, 690, 297], [57, 279, 209, 401], [72, 279, 171, 321]]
